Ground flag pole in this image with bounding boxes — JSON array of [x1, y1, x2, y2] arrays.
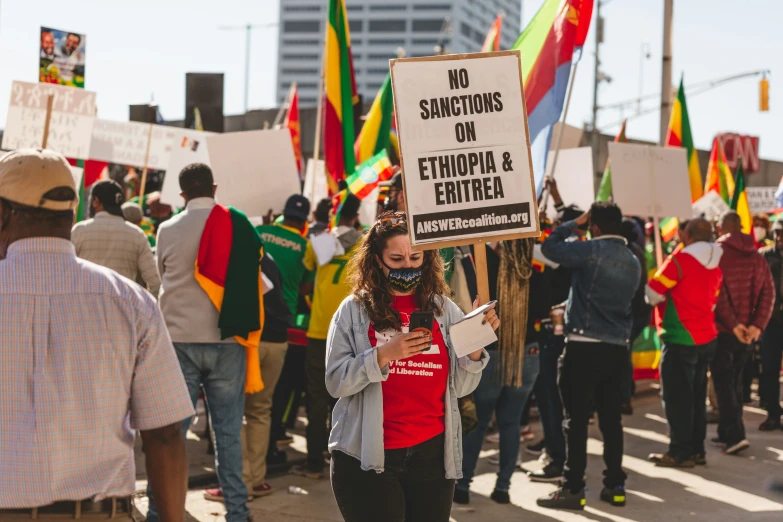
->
[[309, 42, 327, 202], [273, 82, 295, 128], [648, 145, 664, 267], [41, 94, 54, 148], [138, 104, 156, 212], [540, 62, 579, 211]]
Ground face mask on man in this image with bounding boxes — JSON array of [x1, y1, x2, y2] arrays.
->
[[753, 226, 767, 243]]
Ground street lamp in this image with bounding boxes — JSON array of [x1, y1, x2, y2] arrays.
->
[[219, 22, 278, 115]]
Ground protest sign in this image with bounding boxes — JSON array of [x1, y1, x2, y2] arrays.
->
[[544, 147, 594, 220], [70, 165, 83, 189], [89, 119, 175, 170], [159, 129, 213, 207], [692, 191, 730, 221], [747, 186, 778, 214], [608, 142, 692, 219], [390, 51, 539, 248], [206, 129, 300, 217], [304, 159, 329, 208], [40, 27, 86, 88], [2, 81, 96, 158]]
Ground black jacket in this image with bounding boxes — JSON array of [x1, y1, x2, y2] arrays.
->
[[261, 253, 292, 343], [761, 245, 783, 325]]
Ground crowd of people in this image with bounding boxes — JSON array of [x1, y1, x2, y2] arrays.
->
[[1, 148, 782, 522]]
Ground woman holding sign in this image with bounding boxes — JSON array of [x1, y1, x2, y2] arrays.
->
[[325, 211, 499, 522]]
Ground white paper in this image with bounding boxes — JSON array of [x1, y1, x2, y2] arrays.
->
[[205, 129, 301, 217], [450, 302, 498, 358], [160, 128, 213, 207], [608, 142, 693, 219], [303, 159, 329, 208], [261, 272, 274, 295], [310, 231, 337, 267], [544, 147, 594, 220], [692, 192, 730, 221], [2, 81, 96, 158], [391, 53, 539, 245], [89, 119, 175, 170]]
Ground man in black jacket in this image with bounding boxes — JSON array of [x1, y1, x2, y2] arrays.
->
[[759, 221, 783, 431]]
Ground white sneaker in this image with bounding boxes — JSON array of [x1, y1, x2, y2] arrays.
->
[[485, 432, 500, 443], [725, 439, 750, 455]]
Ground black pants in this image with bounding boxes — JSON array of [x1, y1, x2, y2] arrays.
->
[[269, 343, 308, 449], [660, 341, 715, 459], [711, 333, 751, 445], [305, 338, 331, 472], [559, 341, 628, 491], [761, 322, 783, 419], [331, 434, 455, 522]]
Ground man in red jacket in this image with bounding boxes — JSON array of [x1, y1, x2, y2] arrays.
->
[[713, 211, 775, 454]]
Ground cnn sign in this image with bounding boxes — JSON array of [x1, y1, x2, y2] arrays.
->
[[717, 133, 760, 174]]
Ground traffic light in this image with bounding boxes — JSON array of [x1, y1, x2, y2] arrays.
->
[[760, 77, 769, 112]]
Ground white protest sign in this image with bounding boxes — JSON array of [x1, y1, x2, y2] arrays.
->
[[159, 128, 213, 207], [544, 147, 594, 220], [304, 159, 329, 208], [390, 51, 539, 247], [608, 142, 692, 219], [2, 81, 96, 158], [747, 186, 778, 214], [692, 191, 730, 221], [89, 119, 175, 170], [206, 129, 301, 217], [70, 166, 83, 189], [360, 186, 380, 226]]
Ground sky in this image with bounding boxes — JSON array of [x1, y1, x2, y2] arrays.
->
[[0, 0, 780, 159]]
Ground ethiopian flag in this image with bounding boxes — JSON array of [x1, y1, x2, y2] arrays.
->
[[195, 205, 265, 394], [347, 150, 393, 200], [325, 0, 359, 194], [730, 157, 752, 234], [481, 14, 504, 52], [595, 120, 627, 202], [704, 137, 735, 204], [354, 75, 393, 165], [665, 77, 702, 202]]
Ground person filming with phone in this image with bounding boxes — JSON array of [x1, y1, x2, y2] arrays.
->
[[325, 211, 499, 522]]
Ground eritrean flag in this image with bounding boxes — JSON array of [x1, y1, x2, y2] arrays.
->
[[595, 120, 627, 202], [324, 0, 359, 194], [195, 205, 266, 394], [346, 150, 393, 200], [481, 14, 504, 52], [704, 137, 735, 204], [511, 0, 593, 194], [666, 77, 702, 202], [730, 157, 752, 234], [354, 75, 394, 165], [285, 83, 304, 177]]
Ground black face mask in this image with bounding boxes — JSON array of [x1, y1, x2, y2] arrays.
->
[[382, 259, 422, 293]]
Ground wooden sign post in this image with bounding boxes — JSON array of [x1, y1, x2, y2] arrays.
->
[[390, 51, 541, 304], [137, 104, 157, 210], [41, 94, 55, 149]]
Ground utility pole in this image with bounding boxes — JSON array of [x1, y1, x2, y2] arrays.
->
[[591, 1, 603, 178], [659, 0, 674, 144], [219, 22, 278, 115]]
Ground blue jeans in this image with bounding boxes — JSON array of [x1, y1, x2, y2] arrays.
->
[[535, 334, 566, 467], [147, 342, 249, 522], [458, 342, 540, 493]]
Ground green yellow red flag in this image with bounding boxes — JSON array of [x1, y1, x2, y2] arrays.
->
[[730, 157, 752, 234], [595, 120, 627, 202], [346, 150, 393, 200], [704, 137, 735, 205], [481, 14, 504, 52], [354, 75, 393, 164], [665, 77, 702, 202]]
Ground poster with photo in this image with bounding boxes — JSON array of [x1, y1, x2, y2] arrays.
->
[[40, 27, 86, 88]]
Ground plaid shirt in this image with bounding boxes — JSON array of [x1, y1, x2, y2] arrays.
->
[[71, 212, 161, 297], [0, 238, 194, 508]]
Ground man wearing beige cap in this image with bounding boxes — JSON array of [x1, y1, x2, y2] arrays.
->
[[71, 179, 161, 297], [0, 149, 194, 521]]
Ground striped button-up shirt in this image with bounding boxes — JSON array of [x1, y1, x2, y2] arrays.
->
[[71, 212, 161, 297], [0, 238, 194, 508]]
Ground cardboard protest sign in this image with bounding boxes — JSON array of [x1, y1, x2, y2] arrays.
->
[[89, 119, 175, 170], [40, 27, 86, 88], [544, 147, 594, 220], [692, 191, 730, 221], [747, 187, 778, 214], [607, 142, 692, 219], [159, 129, 213, 208], [206, 129, 301, 217], [304, 159, 329, 209], [2, 81, 96, 158], [390, 51, 539, 247]]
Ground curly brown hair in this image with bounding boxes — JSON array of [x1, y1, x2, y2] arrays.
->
[[348, 211, 449, 331]]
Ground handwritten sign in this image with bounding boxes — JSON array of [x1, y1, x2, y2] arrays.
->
[[89, 119, 176, 170], [390, 51, 539, 247], [2, 80, 96, 158], [692, 191, 730, 221], [608, 142, 692, 219], [747, 187, 778, 214]]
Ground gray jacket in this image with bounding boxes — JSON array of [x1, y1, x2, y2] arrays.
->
[[325, 294, 489, 479]]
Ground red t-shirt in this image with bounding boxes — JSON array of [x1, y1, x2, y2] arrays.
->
[[369, 294, 450, 450]]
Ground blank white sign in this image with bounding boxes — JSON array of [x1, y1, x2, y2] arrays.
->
[[545, 147, 594, 220], [206, 129, 301, 217], [608, 142, 692, 219], [159, 128, 213, 208]]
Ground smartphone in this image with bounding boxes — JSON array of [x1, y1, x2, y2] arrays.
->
[[409, 311, 435, 350]]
